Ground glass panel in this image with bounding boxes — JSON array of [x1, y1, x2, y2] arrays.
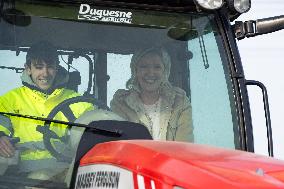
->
[[0, 1, 239, 187], [0, 51, 24, 92], [188, 31, 236, 149], [107, 53, 132, 106]]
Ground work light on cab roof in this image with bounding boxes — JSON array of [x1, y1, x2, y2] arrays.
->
[[194, 0, 224, 10], [228, 0, 251, 13]]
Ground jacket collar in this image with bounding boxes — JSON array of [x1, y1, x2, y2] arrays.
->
[[125, 90, 144, 114], [21, 66, 69, 95]]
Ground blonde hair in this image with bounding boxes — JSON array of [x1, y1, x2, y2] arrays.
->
[[126, 47, 172, 92]]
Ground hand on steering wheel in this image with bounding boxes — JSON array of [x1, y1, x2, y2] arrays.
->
[[39, 95, 109, 162]]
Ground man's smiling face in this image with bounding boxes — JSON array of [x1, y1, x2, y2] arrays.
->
[[26, 60, 58, 91]]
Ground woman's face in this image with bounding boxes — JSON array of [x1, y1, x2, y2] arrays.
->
[[136, 53, 165, 93]]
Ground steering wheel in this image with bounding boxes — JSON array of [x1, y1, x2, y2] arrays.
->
[[38, 96, 109, 162]]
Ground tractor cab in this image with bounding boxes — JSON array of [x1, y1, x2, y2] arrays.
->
[[0, 0, 284, 188]]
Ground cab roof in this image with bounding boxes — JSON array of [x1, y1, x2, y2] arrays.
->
[[27, 0, 242, 20]]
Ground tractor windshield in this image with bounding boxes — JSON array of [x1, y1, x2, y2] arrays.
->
[[0, 1, 239, 188]]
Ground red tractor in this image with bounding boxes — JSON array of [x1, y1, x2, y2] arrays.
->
[[0, 0, 284, 188]]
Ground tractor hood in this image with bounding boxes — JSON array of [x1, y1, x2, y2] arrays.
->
[[78, 140, 284, 189]]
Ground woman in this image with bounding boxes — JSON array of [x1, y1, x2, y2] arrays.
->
[[110, 47, 194, 142]]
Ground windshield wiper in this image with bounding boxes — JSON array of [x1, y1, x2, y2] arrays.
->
[[0, 66, 24, 73], [0, 111, 122, 137]]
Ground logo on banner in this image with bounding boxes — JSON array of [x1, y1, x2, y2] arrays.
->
[[78, 4, 132, 24]]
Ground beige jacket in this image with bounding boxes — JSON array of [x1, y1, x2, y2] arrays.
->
[[110, 86, 194, 142]]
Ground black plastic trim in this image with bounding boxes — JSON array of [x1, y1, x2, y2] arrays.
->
[[216, 8, 254, 152], [246, 80, 273, 157]]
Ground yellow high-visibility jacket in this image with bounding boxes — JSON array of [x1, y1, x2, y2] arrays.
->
[[0, 67, 92, 172]]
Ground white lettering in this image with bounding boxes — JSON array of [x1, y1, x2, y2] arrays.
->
[[78, 4, 133, 24], [75, 171, 120, 189], [79, 4, 90, 14], [126, 12, 132, 18], [114, 11, 119, 17], [109, 11, 116, 17], [96, 9, 103, 18]]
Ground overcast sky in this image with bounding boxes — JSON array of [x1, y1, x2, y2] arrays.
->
[[237, 0, 284, 159]]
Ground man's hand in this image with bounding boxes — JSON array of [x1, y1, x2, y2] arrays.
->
[[0, 136, 15, 158]]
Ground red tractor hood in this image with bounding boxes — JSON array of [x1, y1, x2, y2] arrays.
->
[[79, 140, 284, 189]]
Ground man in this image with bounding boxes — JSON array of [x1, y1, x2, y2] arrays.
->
[[0, 41, 92, 178]]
